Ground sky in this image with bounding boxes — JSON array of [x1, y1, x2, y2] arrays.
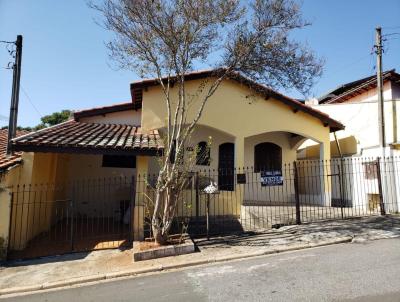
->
[[0, 0, 399, 128]]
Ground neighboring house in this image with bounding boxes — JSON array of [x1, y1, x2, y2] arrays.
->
[[298, 70, 400, 216], [1, 69, 344, 259], [300, 69, 400, 158], [0, 129, 30, 174], [0, 129, 31, 258]]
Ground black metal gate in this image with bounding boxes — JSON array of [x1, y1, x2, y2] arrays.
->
[[7, 177, 135, 260]]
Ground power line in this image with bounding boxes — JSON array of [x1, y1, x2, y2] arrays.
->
[[20, 85, 43, 118], [326, 51, 374, 78], [382, 25, 400, 30]]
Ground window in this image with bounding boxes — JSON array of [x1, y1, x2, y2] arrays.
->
[[363, 161, 378, 180], [102, 155, 136, 168], [218, 143, 235, 191], [254, 142, 282, 173], [196, 141, 210, 166]]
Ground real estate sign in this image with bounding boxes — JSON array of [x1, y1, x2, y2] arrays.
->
[[260, 171, 283, 186]]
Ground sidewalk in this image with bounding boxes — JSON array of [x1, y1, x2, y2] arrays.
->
[[1, 215, 400, 296]]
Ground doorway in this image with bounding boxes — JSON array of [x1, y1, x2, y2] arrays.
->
[[218, 143, 235, 191]]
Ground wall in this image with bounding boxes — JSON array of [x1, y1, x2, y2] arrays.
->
[[79, 109, 141, 126], [65, 154, 136, 217], [141, 78, 332, 153], [243, 132, 296, 203], [6, 152, 66, 251], [139, 78, 332, 218], [339, 81, 392, 103], [300, 99, 400, 156]]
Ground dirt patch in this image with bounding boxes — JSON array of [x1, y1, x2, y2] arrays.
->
[[133, 234, 194, 261], [139, 235, 186, 251]]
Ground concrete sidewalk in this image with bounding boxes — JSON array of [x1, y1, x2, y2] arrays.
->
[[1, 215, 400, 296]]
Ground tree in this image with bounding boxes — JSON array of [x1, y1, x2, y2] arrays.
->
[[91, 0, 323, 244], [2, 110, 72, 132], [36, 110, 72, 129]]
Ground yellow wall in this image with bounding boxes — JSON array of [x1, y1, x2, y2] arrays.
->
[[300, 136, 358, 159], [5, 152, 70, 251], [138, 77, 332, 220], [141, 78, 331, 156]]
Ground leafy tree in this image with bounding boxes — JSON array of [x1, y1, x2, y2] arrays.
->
[[91, 0, 323, 244], [2, 110, 71, 132], [38, 110, 72, 128]]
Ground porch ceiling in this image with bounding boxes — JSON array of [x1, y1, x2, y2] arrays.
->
[[11, 120, 164, 156]]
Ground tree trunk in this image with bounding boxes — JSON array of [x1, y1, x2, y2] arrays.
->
[[152, 188, 175, 245], [152, 225, 169, 245]]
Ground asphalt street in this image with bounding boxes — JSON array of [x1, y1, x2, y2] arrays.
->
[[2, 238, 400, 302]]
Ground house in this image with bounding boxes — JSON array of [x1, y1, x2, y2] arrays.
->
[[0, 129, 33, 256], [298, 70, 400, 216], [300, 69, 400, 158], [0, 69, 344, 260]]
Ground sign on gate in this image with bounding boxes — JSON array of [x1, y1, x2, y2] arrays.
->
[[260, 171, 283, 186]]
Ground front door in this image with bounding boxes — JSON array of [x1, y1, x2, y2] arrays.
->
[[218, 143, 235, 191]]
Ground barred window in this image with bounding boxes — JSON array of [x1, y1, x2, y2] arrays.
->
[[102, 155, 136, 168], [363, 161, 378, 180], [196, 141, 210, 166], [254, 142, 282, 173]]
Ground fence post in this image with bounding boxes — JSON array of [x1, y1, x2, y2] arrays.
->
[[70, 182, 75, 252], [338, 163, 344, 219], [129, 176, 135, 244], [293, 161, 301, 225], [195, 172, 199, 220], [376, 157, 386, 215]]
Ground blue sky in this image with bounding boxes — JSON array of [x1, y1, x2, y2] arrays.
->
[[0, 0, 399, 127]]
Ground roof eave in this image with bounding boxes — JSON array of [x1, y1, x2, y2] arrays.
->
[[11, 144, 163, 156]]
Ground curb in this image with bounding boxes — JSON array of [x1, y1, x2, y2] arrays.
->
[[0, 236, 353, 297]]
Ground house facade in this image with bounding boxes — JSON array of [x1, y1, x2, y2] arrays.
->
[[0, 70, 343, 259], [300, 70, 400, 158], [299, 70, 400, 214]]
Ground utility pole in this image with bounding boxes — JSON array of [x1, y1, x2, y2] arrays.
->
[[375, 27, 385, 154], [6, 35, 23, 155]]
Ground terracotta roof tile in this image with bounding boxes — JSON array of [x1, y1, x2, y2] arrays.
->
[[12, 121, 164, 155], [0, 129, 30, 170], [320, 70, 400, 104]]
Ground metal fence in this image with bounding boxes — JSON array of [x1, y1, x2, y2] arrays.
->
[[134, 157, 399, 240], [7, 177, 135, 260], [7, 157, 400, 259]]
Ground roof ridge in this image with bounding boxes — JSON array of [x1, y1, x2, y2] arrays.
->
[[325, 70, 397, 104], [130, 68, 344, 131]]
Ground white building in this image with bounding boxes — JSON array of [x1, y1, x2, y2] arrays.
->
[[300, 70, 400, 213]]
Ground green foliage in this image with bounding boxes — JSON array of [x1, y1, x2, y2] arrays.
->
[[40, 110, 71, 127], [2, 110, 71, 132]]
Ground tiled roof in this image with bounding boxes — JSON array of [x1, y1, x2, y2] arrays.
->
[[319, 69, 400, 104], [12, 120, 164, 155], [130, 68, 345, 131], [0, 129, 30, 170]]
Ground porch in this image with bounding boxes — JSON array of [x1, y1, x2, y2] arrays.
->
[[5, 121, 163, 259]]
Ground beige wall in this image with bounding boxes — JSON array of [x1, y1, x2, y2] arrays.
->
[[141, 78, 331, 166], [67, 154, 136, 181], [300, 82, 400, 158], [5, 152, 68, 251], [79, 109, 141, 126], [139, 77, 333, 217], [301, 99, 400, 158]]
